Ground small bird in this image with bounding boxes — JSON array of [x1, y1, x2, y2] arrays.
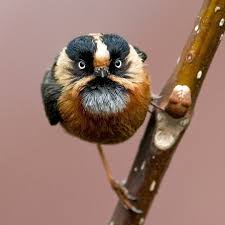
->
[[41, 33, 151, 213]]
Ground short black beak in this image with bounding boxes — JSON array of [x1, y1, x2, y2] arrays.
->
[[94, 67, 109, 78]]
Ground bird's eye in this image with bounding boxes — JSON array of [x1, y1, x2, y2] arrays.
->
[[78, 60, 86, 70], [114, 59, 122, 69]]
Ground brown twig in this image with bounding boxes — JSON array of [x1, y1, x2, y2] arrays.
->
[[109, 1, 225, 224]]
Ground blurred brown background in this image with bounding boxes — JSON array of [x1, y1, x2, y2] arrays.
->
[[0, 0, 224, 225]]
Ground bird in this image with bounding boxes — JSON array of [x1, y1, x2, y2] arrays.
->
[[41, 33, 151, 213]]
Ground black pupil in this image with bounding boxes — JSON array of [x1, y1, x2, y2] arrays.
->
[[80, 61, 85, 68], [115, 60, 121, 67]]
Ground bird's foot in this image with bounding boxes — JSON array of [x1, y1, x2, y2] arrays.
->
[[149, 93, 164, 112], [151, 93, 162, 100], [110, 179, 142, 214]]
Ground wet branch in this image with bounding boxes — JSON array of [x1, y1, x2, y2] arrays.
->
[[109, 1, 225, 224]]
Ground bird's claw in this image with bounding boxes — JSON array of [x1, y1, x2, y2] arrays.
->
[[118, 182, 137, 201], [151, 93, 162, 100], [127, 193, 137, 201], [110, 180, 142, 214]]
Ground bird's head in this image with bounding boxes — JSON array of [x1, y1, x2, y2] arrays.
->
[[53, 33, 149, 115]]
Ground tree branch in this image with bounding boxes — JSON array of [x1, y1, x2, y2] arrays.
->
[[109, 1, 225, 224]]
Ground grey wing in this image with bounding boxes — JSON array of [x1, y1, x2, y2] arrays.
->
[[41, 66, 62, 125]]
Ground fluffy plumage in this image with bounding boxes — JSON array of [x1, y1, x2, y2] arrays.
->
[[41, 33, 151, 144]]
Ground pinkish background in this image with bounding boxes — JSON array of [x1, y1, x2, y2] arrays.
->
[[0, 1, 225, 225]]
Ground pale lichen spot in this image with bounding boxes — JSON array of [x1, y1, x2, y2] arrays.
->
[[141, 161, 146, 170], [220, 33, 224, 41], [134, 167, 138, 172], [150, 180, 157, 192], [157, 113, 162, 122], [152, 155, 156, 159], [154, 130, 175, 151], [219, 18, 225, 27], [186, 53, 193, 63], [174, 85, 191, 99], [155, 110, 189, 152], [194, 24, 199, 32], [215, 6, 221, 13], [109, 221, 114, 225], [139, 217, 145, 225], [180, 118, 190, 127], [197, 70, 203, 79]]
